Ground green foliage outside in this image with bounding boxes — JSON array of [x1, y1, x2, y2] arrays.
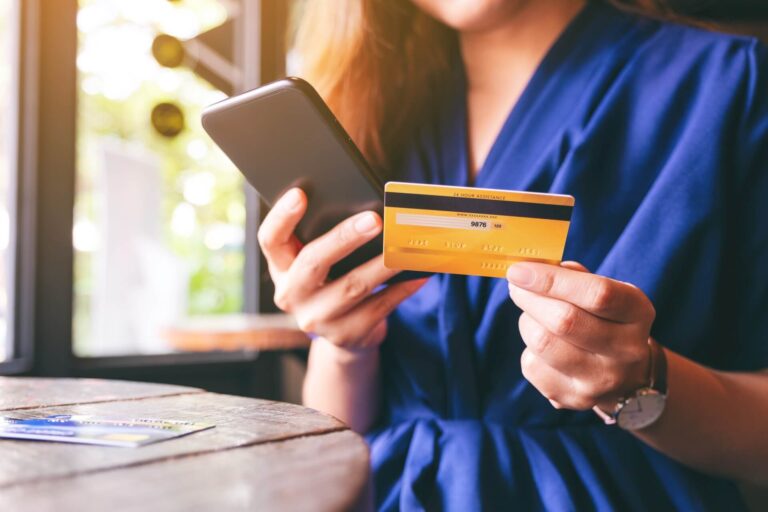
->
[[74, 0, 245, 355]]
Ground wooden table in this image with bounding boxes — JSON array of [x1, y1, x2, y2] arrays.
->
[[0, 377, 370, 511]]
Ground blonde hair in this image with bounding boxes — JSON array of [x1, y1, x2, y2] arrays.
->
[[292, 1, 706, 171], [292, 0, 455, 173]]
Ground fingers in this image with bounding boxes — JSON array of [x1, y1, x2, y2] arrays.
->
[[520, 349, 602, 411], [277, 211, 383, 304], [518, 313, 634, 400], [510, 286, 628, 356], [296, 255, 400, 326], [507, 262, 654, 323], [518, 312, 598, 374], [257, 188, 307, 273], [520, 346, 644, 411], [511, 260, 657, 412], [296, 211, 382, 278], [510, 286, 648, 362], [318, 278, 428, 349]]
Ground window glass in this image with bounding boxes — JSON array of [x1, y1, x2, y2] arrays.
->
[[0, 0, 17, 362], [74, 0, 244, 356]]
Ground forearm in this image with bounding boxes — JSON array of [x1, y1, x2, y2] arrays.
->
[[303, 337, 381, 433], [634, 349, 768, 485]]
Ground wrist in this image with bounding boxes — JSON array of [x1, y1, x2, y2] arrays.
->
[[594, 338, 669, 430], [594, 337, 654, 412], [314, 336, 380, 366]]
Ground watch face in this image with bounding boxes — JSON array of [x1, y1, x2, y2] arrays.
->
[[616, 389, 667, 430]]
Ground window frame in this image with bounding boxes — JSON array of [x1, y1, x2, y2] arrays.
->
[[2, 0, 290, 398], [1, 0, 34, 374]]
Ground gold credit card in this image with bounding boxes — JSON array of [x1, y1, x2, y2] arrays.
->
[[383, 182, 575, 278]]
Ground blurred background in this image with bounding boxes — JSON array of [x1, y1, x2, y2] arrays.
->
[[73, 0, 241, 357], [9, 0, 243, 362], [0, 0, 308, 398]]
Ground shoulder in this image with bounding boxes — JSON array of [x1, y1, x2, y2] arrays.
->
[[565, 12, 768, 207], [578, 6, 768, 128], [625, 16, 768, 101], [584, 13, 768, 174], [637, 21, 768, 178], [646, 16, 763, 53]]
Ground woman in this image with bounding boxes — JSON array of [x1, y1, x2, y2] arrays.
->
[[258, 0, 768, 509]]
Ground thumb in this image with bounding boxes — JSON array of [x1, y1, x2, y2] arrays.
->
[[560, 260, 590, 273]]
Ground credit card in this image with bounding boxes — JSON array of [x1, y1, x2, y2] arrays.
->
[[383, 182, 575, 278], [0, 415, 214, 447]]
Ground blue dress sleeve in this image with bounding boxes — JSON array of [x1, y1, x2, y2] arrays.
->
[[727, 41, 768, 370]]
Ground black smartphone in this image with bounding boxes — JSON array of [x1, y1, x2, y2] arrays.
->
[[202, 77, 400, 281]]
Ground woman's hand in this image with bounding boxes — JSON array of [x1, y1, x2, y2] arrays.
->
[[258, 187, 427, 353], [507, 261, 656, 411]]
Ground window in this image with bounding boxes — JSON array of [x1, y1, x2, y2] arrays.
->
[[73, 0, 245, 357], [1, 0, 290, 396], [0, 0, 17, 363]]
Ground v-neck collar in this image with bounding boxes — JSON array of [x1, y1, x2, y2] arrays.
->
[[449, 2, 637, 190]]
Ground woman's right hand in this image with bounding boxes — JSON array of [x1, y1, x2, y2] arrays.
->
[[257, 187, 428, 353]]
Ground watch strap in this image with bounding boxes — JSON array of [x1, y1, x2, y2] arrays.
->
[[593, 338, 667, 425], [648, 338, 667, 394], [592, 403, 616, 425]]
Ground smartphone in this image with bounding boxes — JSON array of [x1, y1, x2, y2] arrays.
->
[[202, 77, 390, 280]]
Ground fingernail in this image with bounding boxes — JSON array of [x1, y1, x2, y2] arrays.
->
[[354, 212, 379, 234], [281, 189, 302, 212], [507, 264, 536, 287]]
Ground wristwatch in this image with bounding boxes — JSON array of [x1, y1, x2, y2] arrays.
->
[[593, 338, 668, 430]]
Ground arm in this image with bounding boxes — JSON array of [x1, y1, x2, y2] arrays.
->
[[257, 188, 426, 433], [304, 339, 381, 433], [507, 262, 768, 486], [634, 352, 768, 485]]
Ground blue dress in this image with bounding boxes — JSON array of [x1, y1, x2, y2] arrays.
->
[[367, 3, 768, 510]]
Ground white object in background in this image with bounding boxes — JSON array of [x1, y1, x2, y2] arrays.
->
[[90, 139, 188, 356]]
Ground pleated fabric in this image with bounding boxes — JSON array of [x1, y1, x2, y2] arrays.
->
[[366, 3, 768, 510]]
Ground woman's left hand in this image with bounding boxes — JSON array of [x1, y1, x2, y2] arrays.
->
[[507, 261, 657, 411]]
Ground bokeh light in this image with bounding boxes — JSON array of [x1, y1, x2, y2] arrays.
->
[[74, 0, 243, 356]]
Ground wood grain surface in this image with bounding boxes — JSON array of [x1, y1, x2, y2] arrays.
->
[[0, 377, 201, 411], [0, 430, 369, 512], [0, 378, 369, 511]]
